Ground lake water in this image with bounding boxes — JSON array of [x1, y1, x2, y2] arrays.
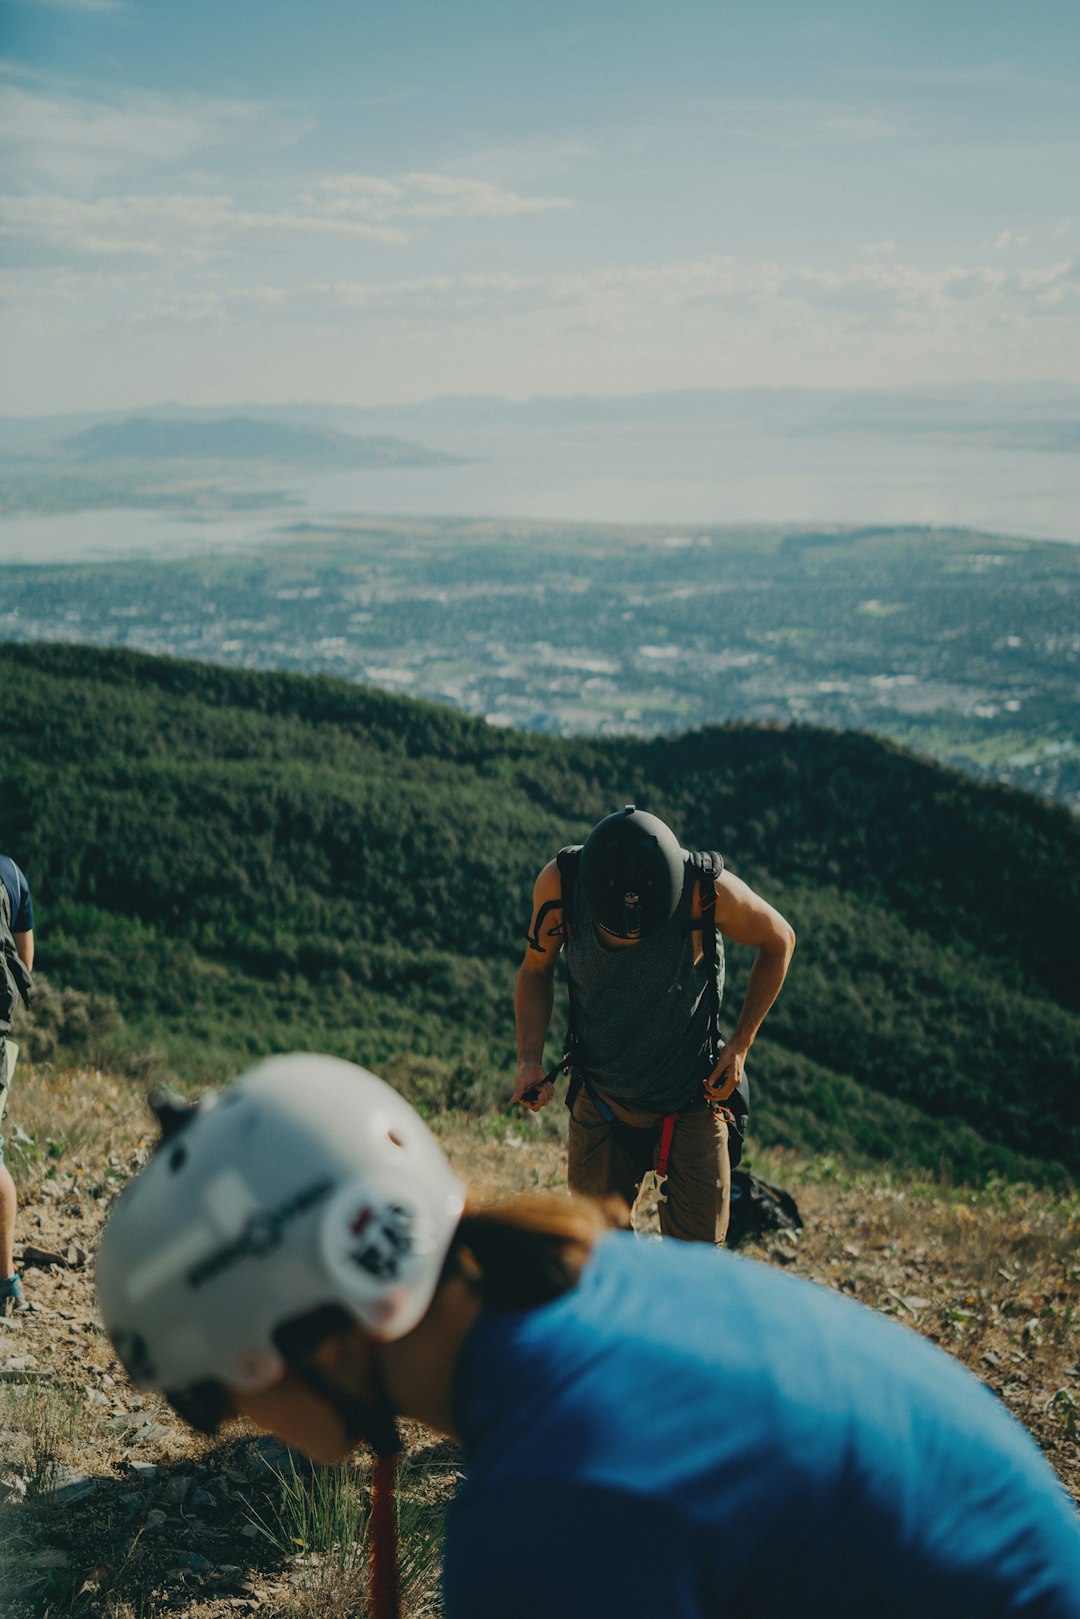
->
[[1, 422, 1077, 564]]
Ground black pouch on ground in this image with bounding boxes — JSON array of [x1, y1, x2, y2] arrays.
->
[[726, 1169, 803, 1249]]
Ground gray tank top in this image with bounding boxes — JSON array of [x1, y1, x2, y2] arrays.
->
[[565, 858, 725, 1113]]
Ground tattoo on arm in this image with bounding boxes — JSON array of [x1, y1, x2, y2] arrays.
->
[[526, 899, 565, 953]]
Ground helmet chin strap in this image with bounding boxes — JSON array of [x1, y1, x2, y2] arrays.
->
[[286, 1345, 401, 1460]]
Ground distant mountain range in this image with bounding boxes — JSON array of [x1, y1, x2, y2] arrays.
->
[[2, 381, 1078, 452], [53, 414, 459, 468]]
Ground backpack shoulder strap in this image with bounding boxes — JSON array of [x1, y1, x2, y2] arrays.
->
[[687, 851, 723, 933], [555, 847, 583, 1088], [687, 851, 724, 1055], [524, 846, 581, 954], [555, 845, 582, 938], [687, 848, 724, 887]]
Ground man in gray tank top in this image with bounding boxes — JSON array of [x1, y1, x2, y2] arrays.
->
[[512, 806, 795, 1244]]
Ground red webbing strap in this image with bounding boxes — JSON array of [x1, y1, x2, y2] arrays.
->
[[370, 1452, 400, 1619], [657, 1112, 678, 1179]]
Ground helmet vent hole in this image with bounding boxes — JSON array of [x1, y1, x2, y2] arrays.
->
[[168, 1144, 188, 1174]]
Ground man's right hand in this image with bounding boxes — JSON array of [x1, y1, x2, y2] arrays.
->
[[512, 1063, 554, 1112]]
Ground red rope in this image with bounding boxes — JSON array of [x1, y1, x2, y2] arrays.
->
[[369, 1452, 400, 1619]]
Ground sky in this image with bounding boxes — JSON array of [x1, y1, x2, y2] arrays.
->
[[2, 0, 1079, 414]]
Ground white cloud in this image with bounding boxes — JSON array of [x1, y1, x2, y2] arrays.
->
[[130, 291, 227, 325], [0, 82, 304, 187], [401, 173, 572, 219], [10, 0, 123, 10], [317, 255, 1079, 324], [8, 246, 1076, 346], [312, 172, 572, 220], [1, 168, 571, 263], [0, 190, 410, 257], [294, 254, 1080, 396], [4, 220, 1078, 398]]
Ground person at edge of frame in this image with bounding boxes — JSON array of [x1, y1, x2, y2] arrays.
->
[[0, 851, 34, 1315]]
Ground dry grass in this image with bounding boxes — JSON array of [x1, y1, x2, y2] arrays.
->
[[240, 1439, 452, 1619], [2, 1061, 155, 1197], [0, 1064, 1077, 1619]]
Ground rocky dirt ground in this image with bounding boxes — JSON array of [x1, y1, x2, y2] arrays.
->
[[1, 1072, 1077, 1619]]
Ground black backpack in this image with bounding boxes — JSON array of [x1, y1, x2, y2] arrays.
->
[[726, 1170, 803, 1250], [528, 846, 750, 1166], [0, 880, 32, 1032]]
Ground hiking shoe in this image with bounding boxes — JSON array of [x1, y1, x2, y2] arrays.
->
[[0, 1272, 26, 1315]]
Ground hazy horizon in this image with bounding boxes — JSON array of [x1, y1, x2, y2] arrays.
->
[[5, 375, 1080, 426], [1, 379, 1078, 554]]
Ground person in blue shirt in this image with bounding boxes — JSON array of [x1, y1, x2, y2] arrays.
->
[[95, 1055, 1080, 1619], [0, 853, 34, 1314]]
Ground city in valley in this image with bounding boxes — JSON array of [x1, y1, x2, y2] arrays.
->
[[1, 512, 1076, 811]]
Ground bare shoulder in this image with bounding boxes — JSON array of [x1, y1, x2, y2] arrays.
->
[[533, 857, 562, 901], [713, 868, 795, 950], [714, 867, 760, 904]]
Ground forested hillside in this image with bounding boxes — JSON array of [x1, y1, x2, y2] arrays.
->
[[1, 642, 1077, 1183]]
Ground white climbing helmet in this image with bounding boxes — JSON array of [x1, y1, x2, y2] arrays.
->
[[95, 1054, 465, 1427]]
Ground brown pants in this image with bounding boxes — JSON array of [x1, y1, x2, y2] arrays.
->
[[568, 1087, 730, 1245]]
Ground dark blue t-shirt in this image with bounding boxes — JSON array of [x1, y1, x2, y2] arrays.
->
[[0, 856, 33, 934], [446, 1233, 1080, 1618]]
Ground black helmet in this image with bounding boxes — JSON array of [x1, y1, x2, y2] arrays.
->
[[580, 804, 685, 939]]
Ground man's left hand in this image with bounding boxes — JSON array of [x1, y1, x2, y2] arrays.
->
[[704, 1042, 745, 1103]]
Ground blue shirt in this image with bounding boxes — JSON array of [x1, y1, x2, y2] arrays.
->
[[445, 1233, 1080, 1618], [0, 856, 33, 934]]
